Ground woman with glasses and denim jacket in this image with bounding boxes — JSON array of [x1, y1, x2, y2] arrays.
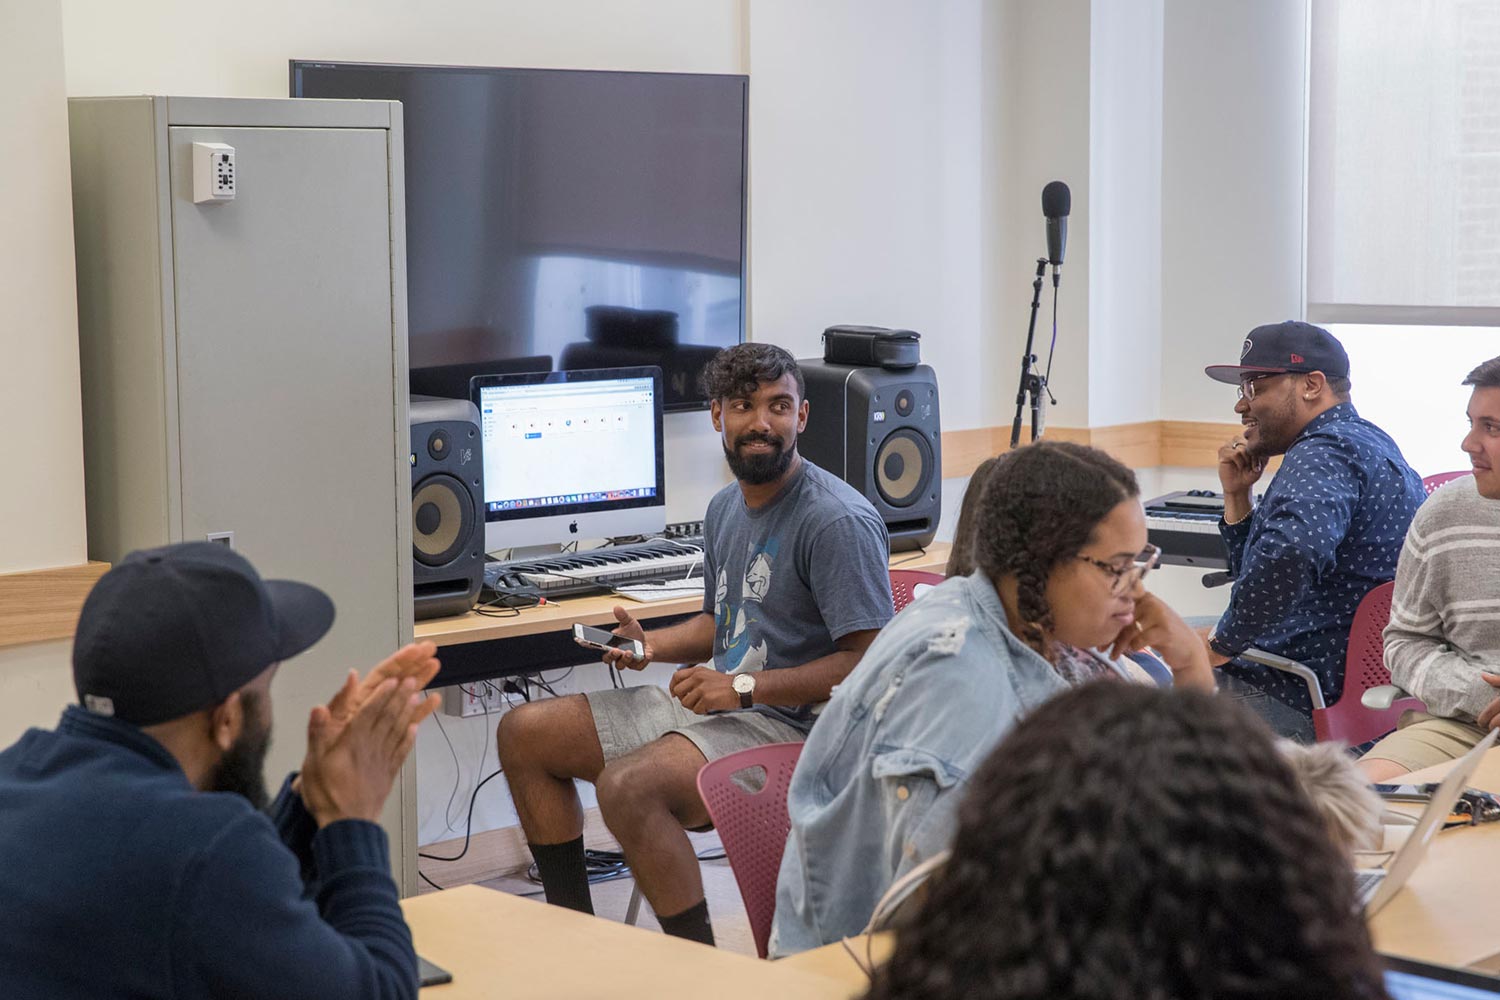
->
[[769, 441, 1214, 958]]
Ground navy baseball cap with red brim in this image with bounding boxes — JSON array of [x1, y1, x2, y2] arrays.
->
[[1205, 320, 1350, 384]]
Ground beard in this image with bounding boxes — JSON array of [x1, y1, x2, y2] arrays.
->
[[207, 690, 272, 811], [723, 433, 796, 485], [1245, 398, 1299, 461]]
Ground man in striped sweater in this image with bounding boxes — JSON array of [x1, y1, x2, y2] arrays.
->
[[1361, 356, 1500, 780]]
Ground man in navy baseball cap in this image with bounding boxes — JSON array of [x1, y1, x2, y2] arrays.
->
[[1198, 321, 1424, 742], [0, 541, 443, 999]]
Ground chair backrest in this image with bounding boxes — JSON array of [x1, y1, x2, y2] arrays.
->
[[1317, 581, 1424, 743], [1422, 471, 1471, 496], [890, 569, 946, 613], [695, 741, 804, 959]]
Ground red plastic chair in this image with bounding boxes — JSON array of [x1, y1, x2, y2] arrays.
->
[[695, 741, 804, 958], [890, 569, 946, 613], [1422, 471, 1471, 496], [1244, 582, 1423, 744]]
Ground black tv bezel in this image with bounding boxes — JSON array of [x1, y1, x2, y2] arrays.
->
[[290, 59, 748, 413], [469, 365, 667, 525]]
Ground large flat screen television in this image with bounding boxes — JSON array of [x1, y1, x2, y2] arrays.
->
[[292, 60, 747, 410]]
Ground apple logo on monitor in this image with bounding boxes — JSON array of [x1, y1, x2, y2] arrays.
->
[[569, 522, 579, 534]]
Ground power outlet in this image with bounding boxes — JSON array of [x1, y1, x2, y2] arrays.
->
[[192, 142, 236, 204], [440, 682, 509, 719]]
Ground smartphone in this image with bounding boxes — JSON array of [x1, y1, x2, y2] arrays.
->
[[573, 623, 645, 659], [1373, 782, 1439, 803], [417, 954, 453, 987]]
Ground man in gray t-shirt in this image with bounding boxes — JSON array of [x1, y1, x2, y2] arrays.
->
[[702, 458, 893, 733], [496, 343, 892, 949]]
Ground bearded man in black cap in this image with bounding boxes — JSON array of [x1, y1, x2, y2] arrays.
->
[[1201, 321, 1425, 741], [0, 542, 442, 999]]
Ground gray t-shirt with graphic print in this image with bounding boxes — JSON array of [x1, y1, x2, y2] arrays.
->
[[701, 459, 894, 732]]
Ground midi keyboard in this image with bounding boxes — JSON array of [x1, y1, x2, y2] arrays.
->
[[1145, 490, 1230, 569], [484, 537, 706, 599]]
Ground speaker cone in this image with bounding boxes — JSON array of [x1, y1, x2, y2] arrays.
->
[[875, 428, 933, 508], [412, 474, 475, 567]]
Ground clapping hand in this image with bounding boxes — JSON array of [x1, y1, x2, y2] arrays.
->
[[297, 646, 442, 826]]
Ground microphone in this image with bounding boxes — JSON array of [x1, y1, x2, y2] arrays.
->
[[1042, 180, 1070, 285]]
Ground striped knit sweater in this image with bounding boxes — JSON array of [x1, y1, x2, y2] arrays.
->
[[1385, 475, 1500, 721]]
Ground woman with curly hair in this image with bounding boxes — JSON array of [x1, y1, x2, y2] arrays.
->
[[769, 441, 1216, 957], [866, 683, 1390, 1000]]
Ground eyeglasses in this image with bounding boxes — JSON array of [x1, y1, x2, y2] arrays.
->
[[1237, 372, 1288, 401], [1076, 543, 1162, 596]]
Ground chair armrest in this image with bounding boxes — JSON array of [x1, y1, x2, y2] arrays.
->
[[1361, 684, 1411, 712], [1238, 648, 1327, 710]]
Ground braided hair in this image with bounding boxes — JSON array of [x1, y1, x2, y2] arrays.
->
[[969, 441, 1138, 656], [865, 684, 1390, 1000]]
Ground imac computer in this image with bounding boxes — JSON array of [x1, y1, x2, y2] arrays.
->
[[471, 367, 666, 552]]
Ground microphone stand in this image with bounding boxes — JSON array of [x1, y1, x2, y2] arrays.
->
[[1009, 258, 1052, 448]]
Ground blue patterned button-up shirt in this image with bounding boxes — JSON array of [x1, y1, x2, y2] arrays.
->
[[1211, 403, 1424, 713]]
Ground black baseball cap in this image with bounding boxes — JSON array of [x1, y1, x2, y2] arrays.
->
[[72, 542, 335, 726], [1204, 321, 1350, 384]]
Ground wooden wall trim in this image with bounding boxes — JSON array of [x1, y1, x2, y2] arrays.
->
[[0, 562, 110, 650], [940, 420, 1245, 478]]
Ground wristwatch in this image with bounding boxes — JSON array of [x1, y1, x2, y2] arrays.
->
[[732, 672, 756, 709]]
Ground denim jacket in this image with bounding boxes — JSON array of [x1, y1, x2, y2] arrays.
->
[[768, 571, 1136, 957]]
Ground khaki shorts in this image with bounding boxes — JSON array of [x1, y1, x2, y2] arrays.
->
[[585, 683, 807, 765], [1363, 711, 1490, 773]]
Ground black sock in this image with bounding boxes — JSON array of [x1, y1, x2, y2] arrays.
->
[[657, 898, 715, 946], [529, 836, 593, 914]]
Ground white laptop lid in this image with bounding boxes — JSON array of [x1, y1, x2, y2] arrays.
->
[[1365, 728, 1498, 916]]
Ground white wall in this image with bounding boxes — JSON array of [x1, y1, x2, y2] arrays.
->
[[991, 0, 1093, 429], [60, 0, 744, 93], [1088, 0, 1164, 428], [0, 0, 89, 745], [745, 0, 995, 432], [1160, 0, 1309, 423]]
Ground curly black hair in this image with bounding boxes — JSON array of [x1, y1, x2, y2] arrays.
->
[[968, 441, 1138, 655], [865, 683, 1390, 1000], [699, 342, 805, 401]]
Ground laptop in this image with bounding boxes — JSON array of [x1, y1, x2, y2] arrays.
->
[[1357, 728, 1498, 916], [1384, 954, 1500, 997]]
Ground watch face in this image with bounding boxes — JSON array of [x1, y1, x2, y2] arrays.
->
[[732, 673, 754, 693]]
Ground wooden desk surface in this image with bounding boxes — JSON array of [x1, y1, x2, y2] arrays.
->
[[416, 544, 952, 648], [776, 934, 893, 999], [404, 885, 852, 998], [1368, 746, 1500, 972]]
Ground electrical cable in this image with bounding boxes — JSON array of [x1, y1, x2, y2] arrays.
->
[[1042, 282, 1060, 403], [418, 767, 505, 863], [419, 870, 445, 892], [429, 710, 466, 837]]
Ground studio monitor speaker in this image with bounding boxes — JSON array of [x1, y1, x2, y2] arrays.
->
[[409, 396, 485, 620], [796, 361, 941, 552]]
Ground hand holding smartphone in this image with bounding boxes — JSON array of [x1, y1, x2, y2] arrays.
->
[[574, 623, 645, 660]]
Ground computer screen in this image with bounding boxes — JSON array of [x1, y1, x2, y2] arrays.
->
[[472, 367, 666, 550], [1384, 956, 1500, 998]]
